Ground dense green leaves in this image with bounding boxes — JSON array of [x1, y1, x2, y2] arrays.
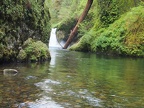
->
[[98, 0, 119, 27]]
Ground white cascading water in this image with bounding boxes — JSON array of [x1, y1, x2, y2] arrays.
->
[[49, 28, 62, 66], [49, 28, 61, 48]]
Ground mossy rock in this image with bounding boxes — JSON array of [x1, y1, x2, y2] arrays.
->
[[17, 38, 51, 62]]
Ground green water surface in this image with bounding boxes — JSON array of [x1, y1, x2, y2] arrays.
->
[[0, 48, 144, 108]]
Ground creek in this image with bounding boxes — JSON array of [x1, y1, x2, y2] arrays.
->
[[0, 48, 144, 108], [0, 29, 143, 108]]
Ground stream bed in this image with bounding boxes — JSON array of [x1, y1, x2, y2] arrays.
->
[[0, 48, 144, 108]]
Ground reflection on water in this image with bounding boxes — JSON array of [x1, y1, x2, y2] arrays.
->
[[49, 47, 61, 66], [0, 48, 144, 108]]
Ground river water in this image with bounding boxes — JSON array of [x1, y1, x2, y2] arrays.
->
[[0, 48, 144, 108]]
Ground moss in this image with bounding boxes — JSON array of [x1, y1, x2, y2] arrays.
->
[[70, 5, 144, 57], [17, 38, 51, 62], [56, 18, 77, 41], [98, 0, 120, 27], [0, 0, 51, 63], [0, 43, 17, 62], [17, 49, 27, 61]]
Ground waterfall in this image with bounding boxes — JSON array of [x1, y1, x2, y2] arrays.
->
[[49, 28, 61, 48]]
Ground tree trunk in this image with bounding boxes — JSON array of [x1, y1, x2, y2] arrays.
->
[[63, 0, 93, 49]]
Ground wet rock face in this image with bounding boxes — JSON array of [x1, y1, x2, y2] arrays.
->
[[0, 0, 51, 63]]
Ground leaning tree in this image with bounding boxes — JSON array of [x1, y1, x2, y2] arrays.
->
[[63, 0, 93, 49]]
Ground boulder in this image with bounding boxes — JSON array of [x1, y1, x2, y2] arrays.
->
[[3, 69, 18, 76]]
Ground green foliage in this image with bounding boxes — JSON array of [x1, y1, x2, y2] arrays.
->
[[98, 0, 120, 27], [0, 0, 24, 21], [18, 38, 51, 62], [52, 0, 91, 41], [0, 43, 16, 62], [0, 0, 51, 43], [55, 0, 142, 39], [57, 18, 77, 41], [97, 0, 141, 27], [17, 49, 27, 61], [46, 0, 144, 57], [71, 5, 144, 57], [49, 0, 82, 26]]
